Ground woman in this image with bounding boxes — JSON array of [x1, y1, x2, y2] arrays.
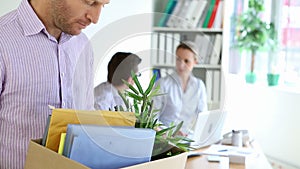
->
[[155, 41, 208, 135]]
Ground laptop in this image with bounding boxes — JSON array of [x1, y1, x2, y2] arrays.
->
[[188, 109, 227, 149]]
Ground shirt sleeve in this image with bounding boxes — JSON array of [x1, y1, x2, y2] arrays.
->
[[85, 43, 94, 110], [94, 95, 111, 110]]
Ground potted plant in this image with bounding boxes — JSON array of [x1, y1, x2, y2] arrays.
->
[[267, 23, 280, 86], [235, 0, 276, 83], [119, 72, 193, 160]]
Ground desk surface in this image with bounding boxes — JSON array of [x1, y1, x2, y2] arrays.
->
[[185, 141, 272, 169]]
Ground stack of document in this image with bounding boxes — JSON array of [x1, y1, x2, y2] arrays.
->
[[44, 108, 136, 152], [63, 124, 156, 169], [201, 144, 258, 157]]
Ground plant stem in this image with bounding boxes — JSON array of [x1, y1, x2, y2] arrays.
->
[[251, 50, 256, 73]]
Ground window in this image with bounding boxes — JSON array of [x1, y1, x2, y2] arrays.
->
[[228, 0, 300, 88], [279, 0, 300, 85]]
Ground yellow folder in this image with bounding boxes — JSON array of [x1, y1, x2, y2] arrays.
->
[[58, 133, 66, 155], [45, 108, 136, 152]]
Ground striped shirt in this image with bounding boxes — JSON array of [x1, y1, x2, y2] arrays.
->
[[0, 0, 94, 168]]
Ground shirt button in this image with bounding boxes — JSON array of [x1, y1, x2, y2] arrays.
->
[[62, 102, 66, 107], [61, 73, 65, 77]]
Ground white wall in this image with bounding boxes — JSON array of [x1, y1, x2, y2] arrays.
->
[[221, 1, 300, 168], [83, 0, 153, 86], [0, 0, 153, 88], [0, 0, 20, 16], [223, 75, 300, 168]]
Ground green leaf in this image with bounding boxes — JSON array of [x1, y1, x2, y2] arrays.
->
[[144, 72, 157, 96], [133, 99, 140, 115], [148, 85, 166, 99], [118, 91, 129, 110], [172, 121, 183, 137], [122, 79, 139, 95], [156, 125, 176, 136], [174, 144, 189, 152], [131, 71, 144, 94], [127, 92, 143, 101], [150, 119, 158, 129]]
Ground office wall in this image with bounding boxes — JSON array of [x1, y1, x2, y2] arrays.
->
[[0, 1, 153, 87], [85, 0, 153, 86], [0, 0, 20, 16], [223, 75, 300, 168]]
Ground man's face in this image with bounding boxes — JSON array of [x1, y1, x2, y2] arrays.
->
[[50, 0, 110, 35]]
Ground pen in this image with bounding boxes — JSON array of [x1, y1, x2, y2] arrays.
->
[[218, 149, 228, 152]]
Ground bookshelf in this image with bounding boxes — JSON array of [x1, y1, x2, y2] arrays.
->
[[151, 0, 224, 110]]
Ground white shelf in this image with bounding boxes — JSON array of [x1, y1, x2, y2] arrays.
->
[[153, 64, 221, 70], [152, 27, 223, 33], [152, 0, 224, 109]]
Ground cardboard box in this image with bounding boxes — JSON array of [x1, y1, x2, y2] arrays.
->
[[25, 139, 188, 169]]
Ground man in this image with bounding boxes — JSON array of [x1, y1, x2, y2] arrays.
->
[[154, 41, 208, 136], [94, 52, 142, 111], [0, 0, 110, 168]]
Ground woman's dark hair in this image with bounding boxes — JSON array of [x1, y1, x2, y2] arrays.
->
[[107, 52, 141, 86]]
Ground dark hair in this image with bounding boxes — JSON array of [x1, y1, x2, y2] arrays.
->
[[107, 52, 142, 86]]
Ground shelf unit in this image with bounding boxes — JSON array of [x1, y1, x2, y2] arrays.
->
[[153, 27, 223, 33], [151, 0, 224, 110]]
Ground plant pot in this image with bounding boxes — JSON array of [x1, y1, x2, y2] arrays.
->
[[267, 73, 280, 86], [245, 72, 256, 84]]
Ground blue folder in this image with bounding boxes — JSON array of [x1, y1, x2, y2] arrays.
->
[[63, 125, 156, 169]]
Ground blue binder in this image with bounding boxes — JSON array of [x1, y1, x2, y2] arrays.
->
[[63, 125, 156, 169]]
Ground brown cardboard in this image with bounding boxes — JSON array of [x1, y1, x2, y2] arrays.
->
[[25, 139, 188, 169], [25, 139, 89, 169], [120, 152, 188, 169]]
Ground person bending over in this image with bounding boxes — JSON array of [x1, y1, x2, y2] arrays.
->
[[94, 52, 141, 110]]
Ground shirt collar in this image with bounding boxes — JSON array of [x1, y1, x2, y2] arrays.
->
[[105, 82, 120, 96], [17, 0, 73, 43], [171, 72, 197, 86], [18, 0, 45, 36]]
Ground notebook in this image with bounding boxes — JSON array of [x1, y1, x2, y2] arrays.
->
[[188, 109, 227, 149], [63, 124, 156, 169]]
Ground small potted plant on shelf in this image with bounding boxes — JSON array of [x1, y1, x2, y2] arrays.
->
[[267, 66, 280, 86], [235, 0, 276, 84], [118, 71, 193, 160]]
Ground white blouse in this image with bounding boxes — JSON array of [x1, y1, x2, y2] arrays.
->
[[94, 82, 125, 111], [154, 72, 208, 134]]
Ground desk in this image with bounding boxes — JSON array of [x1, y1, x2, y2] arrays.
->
[[185, 141, 272, 169]]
